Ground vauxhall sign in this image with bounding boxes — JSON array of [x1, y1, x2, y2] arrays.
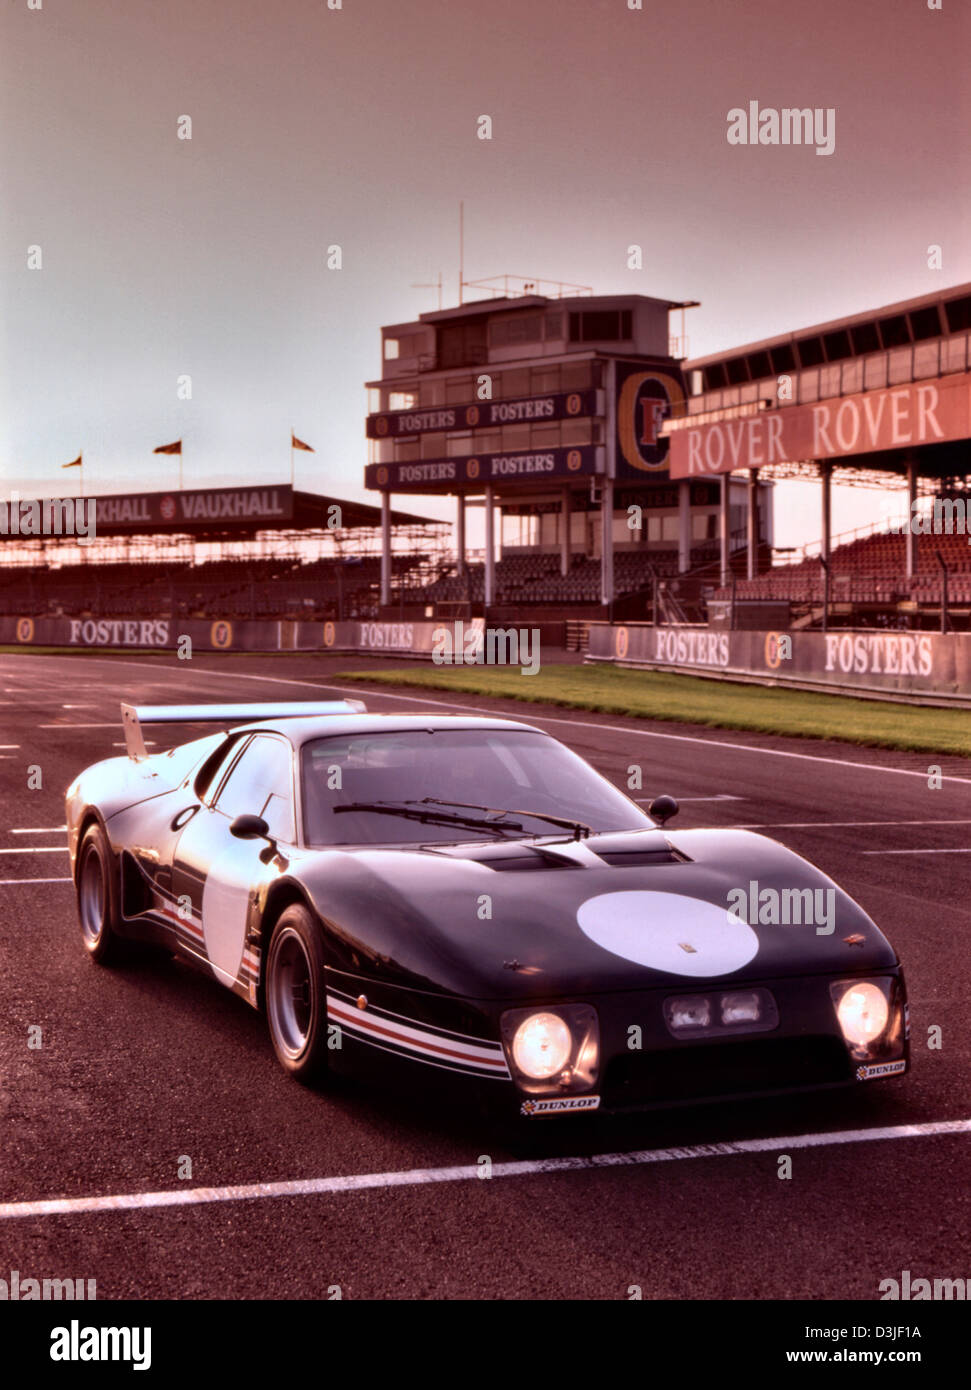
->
[[80, 486, 293, 533], [669, 370, 971, 477]]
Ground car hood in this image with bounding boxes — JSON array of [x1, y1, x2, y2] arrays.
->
[[293, 827, 897, 1000]]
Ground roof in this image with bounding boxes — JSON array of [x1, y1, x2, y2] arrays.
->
[[413, 292, 694, 326], [684, 281, 971, 371], [0, 484, 441, 544]]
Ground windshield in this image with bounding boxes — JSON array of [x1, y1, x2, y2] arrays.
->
[[300, 728, 651, 846]]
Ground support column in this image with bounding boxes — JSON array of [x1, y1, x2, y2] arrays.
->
[[484, 484, 495, 607], [820, 463, 832, 567], [600, 479, 614, 607], [747, 468, 759, 580], [380, 491, 391, 607], [560, 485, 571, 577], [719, 473, 730, 587], [456, 494, 466, 576], [905, 457, 917, 579], [678, 479, 691, 574]]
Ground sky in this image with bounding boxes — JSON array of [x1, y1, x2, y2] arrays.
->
[[2, 0, 969, 550]]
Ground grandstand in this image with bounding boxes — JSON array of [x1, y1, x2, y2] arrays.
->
[[669, 280, 971, 632], [6, 281, 970, 646], [0, 484, 449, 623], [713, 520, 971, 629]]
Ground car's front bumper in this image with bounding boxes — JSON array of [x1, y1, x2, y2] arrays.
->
[[502, 968, 910, 1118]]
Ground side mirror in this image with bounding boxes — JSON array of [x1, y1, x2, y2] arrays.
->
[[648, 795, 680, 827], [230, 814, 270, 840]]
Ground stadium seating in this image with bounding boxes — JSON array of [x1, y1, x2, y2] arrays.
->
[[713, 529, 971, 610], [5, 528, 962, 625], [0, 554, 427, 622]]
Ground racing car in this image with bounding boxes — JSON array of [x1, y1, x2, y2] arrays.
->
[[66, 701, 909, 1118]]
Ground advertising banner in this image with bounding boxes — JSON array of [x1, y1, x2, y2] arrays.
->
[[668, 370, 971, 478], [366, 389, 599, 438], [365, 445, 599, 492], [588, 622, 971, 697], [613, 359, 687, 482], [1, 616, 283, 651]]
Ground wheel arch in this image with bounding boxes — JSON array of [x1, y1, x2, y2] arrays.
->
[[74, 807, 111, 883], [257, 880, 323, 1006]]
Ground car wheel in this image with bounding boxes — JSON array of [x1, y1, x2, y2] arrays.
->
[[76, 823, 123, 965], [265, 903, 329, 1084]]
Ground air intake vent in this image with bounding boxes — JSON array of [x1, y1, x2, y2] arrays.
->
[[486, 854, 575, 872], [595, 848, 686, 867], [429, 842, 583, 870], [586, 830, 692, 866]]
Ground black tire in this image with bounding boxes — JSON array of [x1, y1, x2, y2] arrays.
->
[[265, 903, 330, 1084], [76, 823, 124, 965]]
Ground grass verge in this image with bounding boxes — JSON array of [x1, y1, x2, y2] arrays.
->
[[337, 663, 971, 757]]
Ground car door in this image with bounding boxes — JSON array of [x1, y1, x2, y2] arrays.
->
[[171, 732, 296, 988]]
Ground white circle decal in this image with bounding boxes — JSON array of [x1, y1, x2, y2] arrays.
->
[[576, 890, 759, 977]]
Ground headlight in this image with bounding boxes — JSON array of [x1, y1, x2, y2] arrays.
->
[[720, 991, 762, 1025], [663, 987, 778, 1037], [666, 996, 712, 1031], [512, 1012, 572, 1079], [834, 982, 889, 1046], [501, 1004, 599, 1093]]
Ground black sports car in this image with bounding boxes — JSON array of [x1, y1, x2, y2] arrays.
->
[[66, 701, 909, 1118]]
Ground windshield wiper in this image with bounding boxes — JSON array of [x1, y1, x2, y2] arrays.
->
[[413, 798, 591, 841], [332, 800, 524, 836]]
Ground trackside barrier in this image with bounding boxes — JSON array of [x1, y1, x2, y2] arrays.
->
[[1, 616, 479, 657], [586, 623, 971, 701], [1, 616, 281, 651]]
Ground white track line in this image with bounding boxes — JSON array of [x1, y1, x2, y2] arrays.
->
[[0, 877, 72, 885], [861, 848, 971, 855], [0, 1119, 967, 1222], [11, 827, 67, 834], [21, 656, 971, 787], [636, 795, 744, 804], [736, 820, 971, 829], [0, 846, 67, 855]]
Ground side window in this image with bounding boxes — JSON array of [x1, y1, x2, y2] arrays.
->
[[196, 734, 252, 804], [214, 735, 294, 843]]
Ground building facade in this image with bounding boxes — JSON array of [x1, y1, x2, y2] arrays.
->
[[364, 292, 769, 607]]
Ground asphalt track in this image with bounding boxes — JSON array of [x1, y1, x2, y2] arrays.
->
[[0, 651, 968, 1300]]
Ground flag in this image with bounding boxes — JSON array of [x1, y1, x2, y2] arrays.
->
[[291, 433, 315, 452], [62, 453, 82, 469], [154, 440, 182, 455]]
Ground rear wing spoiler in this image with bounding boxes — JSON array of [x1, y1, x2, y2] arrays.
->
[[120, 700, 367, 761]]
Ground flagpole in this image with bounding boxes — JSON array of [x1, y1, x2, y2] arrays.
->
[[290, 428, 294, 488], [179, 445, 183, 491], [80, 456, 84, 498]]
